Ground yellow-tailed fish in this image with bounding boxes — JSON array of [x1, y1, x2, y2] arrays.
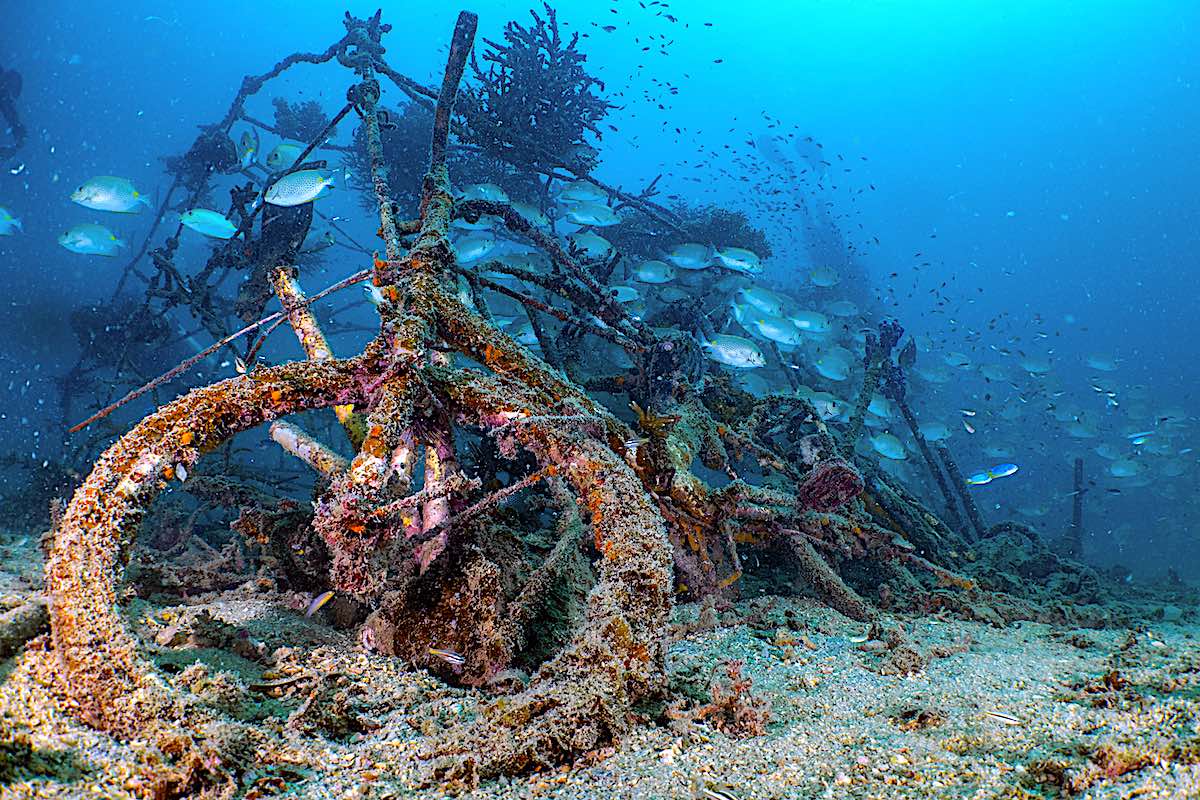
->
[[264, 170, 334, 207], [70, 175, 150, 213], [238, 128, 260, 169], [701, 333, 766, 368], [305, 590, 334, 618], [181, 208, 239, 239], [428, 646, 466, 667], [264, 142, 303, 171], [58, 222, 126, 256]]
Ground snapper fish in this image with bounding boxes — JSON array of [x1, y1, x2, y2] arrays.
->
[[608, 285, 640, 303], [713, 246, 762, 274], [825, 299, 859, 318], [265, 170, 334, 206], [700, 333, 766, 368], [664, 242, 711, 270], [564, 201, 620, 227], [918, 421, 951, 442], [1019, 357, 1052, 375], [738, 286, 788, 316], [1109, 459, 1142, 478], [454, 233, 496, 263], [460, 182, 509, 203], [790, 310, 831, 334], [814, 346, 853, 381], [70, 175, 150, 213], [181, 208, 239, 239], [632, 259, 676, 284], [749, 313, 804, 345], [567, 230, 613, 260], [810, 266, 840, 287], [0, 206, 21, 235], [301, 228, 337, 253], [510, 200, 551, 229], [58, 222, 126, 255], [264, 142, 303, 171], [237, 128, 260, 169], [556, 179, 607, 204], [869, 432, 907, 460]]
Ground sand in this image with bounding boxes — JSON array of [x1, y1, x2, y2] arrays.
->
[[1, 526, 1198, 799]]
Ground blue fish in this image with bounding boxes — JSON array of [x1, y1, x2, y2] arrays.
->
[[966, 472, 993, 486], [988, 463, 1020, 479]]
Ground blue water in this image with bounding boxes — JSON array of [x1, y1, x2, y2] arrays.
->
[[0, 1, 1197, 580]]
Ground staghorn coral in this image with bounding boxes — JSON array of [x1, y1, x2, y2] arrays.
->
[[460, 3, 610, 171]]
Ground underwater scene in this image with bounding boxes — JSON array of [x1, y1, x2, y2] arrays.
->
[[0, 1, 1197, 797]]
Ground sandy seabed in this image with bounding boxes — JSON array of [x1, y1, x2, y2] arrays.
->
[[2, 528, 1198, 800]]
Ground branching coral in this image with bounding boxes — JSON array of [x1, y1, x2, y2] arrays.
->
[[460, 3, 610, 171]]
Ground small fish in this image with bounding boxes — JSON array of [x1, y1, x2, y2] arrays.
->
[[58, 222, 126, 256], [632, 259, 676, 284], [264, 142, 303, 171], [962, 419, 976, 434], [608, 285, 640, 303], [175, 463, 188, 482], [700, 333, 766, 368], [264, 170, 334, 206], [848, 634, 869, 643], [988, 463, 1019, 479], [181, 208, 239, 239], [556, 179, 607, 204], [428, 646, 466, 667], [234, 356, 248, 374], [689, 777, 740, 800], [460, 182, 509, 203], [960, 409, 977, 417], [966, 472, 993, 486], [564, 200, 621, 227], [664, 242, 711, 270], [869, 432, 907, 460], [568, 230, 614, 259], [363, 284, 387, 307], [70, 175, 150, 213], [454, 233, 496, 262], [238, 128, 260, 169], [810, 265, 840, 287], [305, 590, 334, 618], [0, 206, 22, 235], [713, 246, 762, 274], [984, 710, 1021, 726]]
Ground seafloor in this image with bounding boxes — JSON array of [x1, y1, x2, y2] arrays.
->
[[1, 527, 1197, 799]]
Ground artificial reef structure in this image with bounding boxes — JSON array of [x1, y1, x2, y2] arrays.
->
[[38, 7, 1104, 794]]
